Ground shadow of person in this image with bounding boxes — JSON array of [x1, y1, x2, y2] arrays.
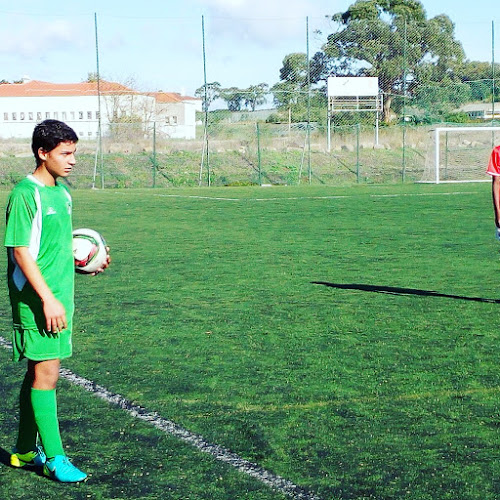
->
[[0, 446, 11, 466], [311, 282, 500, 303], [0, 446, 45, 477]]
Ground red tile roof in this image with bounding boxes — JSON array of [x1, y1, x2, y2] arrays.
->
[[150, 92, 185, 103], [150, 92, 201, 103], [0, 79, 136, 97]]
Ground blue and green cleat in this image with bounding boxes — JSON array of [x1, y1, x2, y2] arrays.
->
[[43, 455, 87, 482], [10, 445, 46, 468]]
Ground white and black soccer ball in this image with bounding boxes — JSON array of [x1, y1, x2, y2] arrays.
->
[[72, 228, 107, 274]]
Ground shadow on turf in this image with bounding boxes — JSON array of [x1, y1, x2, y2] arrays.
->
[[0, 446, 46, 478], [0, 446, 11, 466], [312, 282, 500, 303]]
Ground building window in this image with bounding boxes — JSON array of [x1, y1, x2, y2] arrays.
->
[[96, 111, 100, 119], [45, 112, 50, 119], [79, 112, 83, 120], [37, 112, 42, 121], [62, 112, 67, 120], [88, 131, 92, 136], [87, 111, 92, 120], [20, 112, 25, 120], [3, 112, 8, 121], [171, 116, 177, 125], [54, 112, 58, 119], [29, 112, 33, 120], [70, 112, 75, 120], [12, 113, 16, 120]]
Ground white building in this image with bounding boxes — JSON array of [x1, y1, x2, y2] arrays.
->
[[460, 102, 500, 121], [150, 91, 201, 140], [0, 79, 201, 140]]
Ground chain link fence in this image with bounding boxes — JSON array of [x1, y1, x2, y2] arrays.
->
[[0, 9, 499, 188]]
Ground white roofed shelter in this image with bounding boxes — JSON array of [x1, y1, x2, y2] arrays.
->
[[327, 76, 383, 149]]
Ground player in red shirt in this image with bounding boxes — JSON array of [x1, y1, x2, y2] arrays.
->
[[487, 145, 500, 239]]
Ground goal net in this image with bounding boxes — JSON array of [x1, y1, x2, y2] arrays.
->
[[421, 126, 500, 183]]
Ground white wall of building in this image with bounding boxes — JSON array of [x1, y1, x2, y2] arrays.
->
[[0, 93, 198, 140], [0, 95, 101, 139], [156, 100, 199, 140]]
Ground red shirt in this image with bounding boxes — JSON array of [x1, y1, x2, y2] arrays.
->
[[487, 145, 500, 176]]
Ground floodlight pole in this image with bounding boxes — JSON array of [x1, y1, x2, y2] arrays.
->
[[201, 15, 210, 187], [492, 20, 495, 124], [306, 16, 312, 184]]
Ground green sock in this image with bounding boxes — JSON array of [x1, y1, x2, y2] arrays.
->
[[31, 388, 64, 458], [15, 373, 37, 453]]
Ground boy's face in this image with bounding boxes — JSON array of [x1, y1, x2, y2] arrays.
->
[[38, 141, 77, 179]]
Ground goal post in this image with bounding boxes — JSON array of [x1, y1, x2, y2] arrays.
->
[[423, 126, 500, 184]]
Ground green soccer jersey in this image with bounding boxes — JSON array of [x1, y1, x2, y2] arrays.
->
[[4, 175, 74, 332]]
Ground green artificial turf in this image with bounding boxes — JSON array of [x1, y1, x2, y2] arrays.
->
[[1, 182, 500, 499]]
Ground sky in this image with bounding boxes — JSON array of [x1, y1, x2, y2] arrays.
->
[[0, 0, 499, 97]]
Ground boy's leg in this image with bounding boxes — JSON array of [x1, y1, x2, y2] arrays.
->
[[30, 359, 64, 458], [30, 358, 87, 482], [10, 366, 46, 468], [15, 369, 37, 452]]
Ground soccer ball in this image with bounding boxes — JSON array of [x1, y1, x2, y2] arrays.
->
[[72, 228, 107, 274]]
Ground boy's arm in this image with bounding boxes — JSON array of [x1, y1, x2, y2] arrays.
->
[[12, 246, 67, 333], [493, 176, 500, 229]]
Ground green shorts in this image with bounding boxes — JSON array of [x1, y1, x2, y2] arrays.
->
[[12, 323, 73, 362]]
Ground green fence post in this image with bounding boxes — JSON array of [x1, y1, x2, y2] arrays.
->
[[356, 123, 360, 183], [152, 121, 157, 188], [256, 122, 262, 186]]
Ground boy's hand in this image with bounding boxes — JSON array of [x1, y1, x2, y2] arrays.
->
[[42, 296, 67, 334], [92, 247, 111, 275]]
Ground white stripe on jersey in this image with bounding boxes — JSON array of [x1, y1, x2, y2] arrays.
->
[[11, 186, 42, 291]]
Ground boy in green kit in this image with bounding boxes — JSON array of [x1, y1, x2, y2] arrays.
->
[[4, 119, 109, 482]]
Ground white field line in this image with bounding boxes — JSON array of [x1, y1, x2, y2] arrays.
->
[[112, 191, 479, 202], [0, 336, 321, 500]]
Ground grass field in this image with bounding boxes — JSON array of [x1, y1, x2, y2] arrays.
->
[[1, 182, 500, 499]]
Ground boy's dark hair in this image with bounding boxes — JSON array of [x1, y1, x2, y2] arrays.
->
[[32, 120, 78, 166]]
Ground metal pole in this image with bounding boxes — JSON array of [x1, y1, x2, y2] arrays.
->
[[327, 108, 331, 153], [434, 128, 440, 184], [153, 121, 157, 187], [401, 18, 407, 183], [202, 15, 210, 187], [256, 123, 262, 185], [93, 12, 103, 189], [356, 123, 360, 183], [492, 20, 495, 124], [444, 131, 449, 180], [306, 17, 312, 184]]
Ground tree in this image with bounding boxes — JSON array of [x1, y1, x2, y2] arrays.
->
[[220, 87, 245, 111], [86, 72, 99, 82], [271, 52, 331, 123], [279, 53, 308, 85], [412, 80, 472, 118], [323, 0, 465, 122], [271, 53, 309, 111], [244, 83, 269, 111], [195, 82, 221, 112], [458, 60, 500, 101]]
